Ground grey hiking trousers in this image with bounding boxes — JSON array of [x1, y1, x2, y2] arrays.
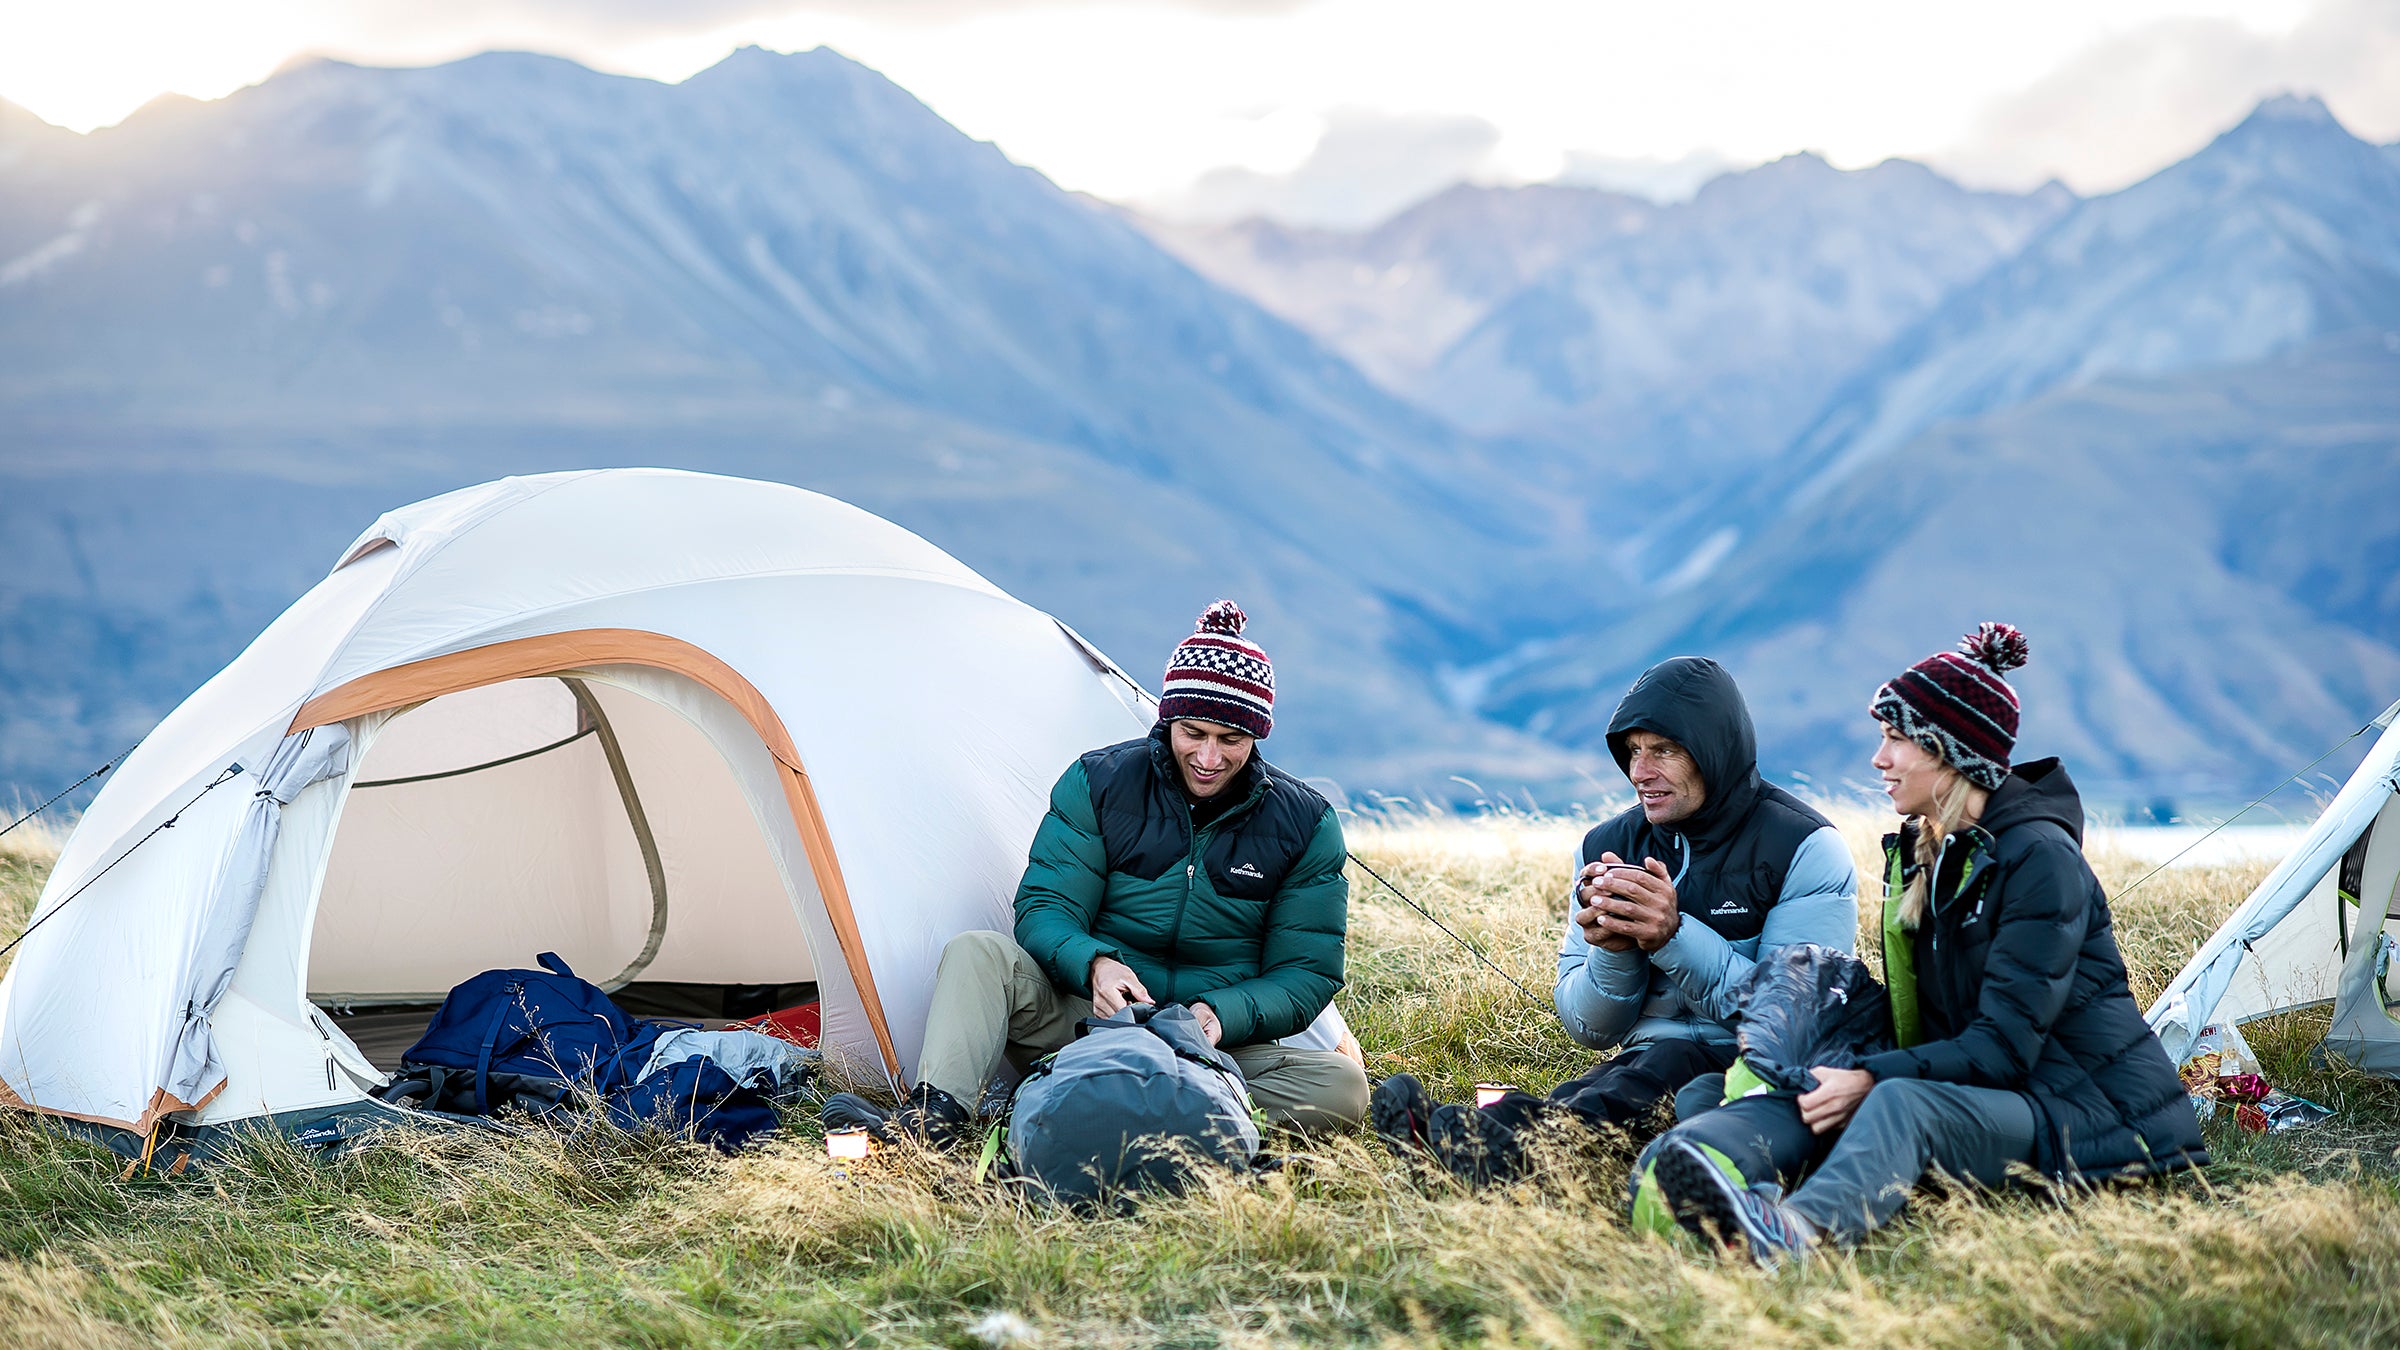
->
[[914, 930, 1369, 1132], [1786, 1078, 2039, 1241]]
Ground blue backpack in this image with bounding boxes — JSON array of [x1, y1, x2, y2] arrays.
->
[[394, 952, 658, 1112], [380, 953, 777, 1152], [1004, 1003, 1261, 1207]]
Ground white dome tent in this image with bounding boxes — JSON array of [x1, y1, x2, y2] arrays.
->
[[2148, 699, 2400, 1072], [0, 470, 1169, 1154]]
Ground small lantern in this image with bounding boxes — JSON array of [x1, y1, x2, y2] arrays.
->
[[825, 1128, 875, 1159]]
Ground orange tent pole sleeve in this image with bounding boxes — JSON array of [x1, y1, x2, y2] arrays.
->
[[287, 629, 903, 1079]]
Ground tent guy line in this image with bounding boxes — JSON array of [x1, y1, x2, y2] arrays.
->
[[2115, 696, 2400, 906], [0, 741, 142, 842], [0, 762, 243, 965], [1349, 852, 1542, 1006]]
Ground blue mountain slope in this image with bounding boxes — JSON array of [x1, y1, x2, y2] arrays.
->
[[1428, 155, 2069, 445], [0, 48, 1601, 799], [1485, 333, 2400, 803], [1641, 94, 2400, 584], [1481, 97, 2400, 801], [1145, 157, 2073, 528]]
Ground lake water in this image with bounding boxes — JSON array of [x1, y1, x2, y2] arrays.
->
[[2084, 823, 2309, 867], [1350, 819, 2317, 870]]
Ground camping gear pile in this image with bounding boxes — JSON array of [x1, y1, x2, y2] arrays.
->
[[373, 953, 814, 1152], [1000, 1003, 1262, 1207], [2174, 1021, 2332, 1134]]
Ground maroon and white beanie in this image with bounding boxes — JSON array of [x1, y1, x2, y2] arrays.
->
[[1157, 600, 1274, 739], [1870, 622, 2031, 791]]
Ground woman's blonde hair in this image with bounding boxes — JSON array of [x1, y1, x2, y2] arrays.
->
[[1898, 742, 1980, 931]]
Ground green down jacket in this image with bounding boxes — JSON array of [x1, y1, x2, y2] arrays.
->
[[1012, 727, 1348, 1047]]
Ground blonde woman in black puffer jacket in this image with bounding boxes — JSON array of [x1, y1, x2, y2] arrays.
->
[[1647, 624, 2206, 1265]]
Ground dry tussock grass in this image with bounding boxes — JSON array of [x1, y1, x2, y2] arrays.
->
[[0, 813, 62, 980], [0, 810, 2392, 1347], [676, 1112, 2400, 1347]]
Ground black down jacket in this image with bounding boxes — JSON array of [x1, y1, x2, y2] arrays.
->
[[1861, 758, 2207, 1181]]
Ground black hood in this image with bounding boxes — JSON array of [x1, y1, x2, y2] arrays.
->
[[1977, 756, 2084, 845], [1604, 657, 1762, 848]]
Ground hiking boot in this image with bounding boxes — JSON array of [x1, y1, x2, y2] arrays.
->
[[820, 1082, 975, 1152], [894, 1082, 975, 1151], [1426, 1101, 1524, 1186], [1652, 1137, 1817, 1268], [1370, 1073, 1435, 1157], [819, 1092, 892, 1143], [975, 1077, 1017, 1123]]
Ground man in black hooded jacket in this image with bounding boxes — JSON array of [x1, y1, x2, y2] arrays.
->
[[1374, 657, 1858, 1181]]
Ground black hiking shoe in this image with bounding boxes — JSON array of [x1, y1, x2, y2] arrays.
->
[[1426, 1101, 1526, 1186], [820, 1083, 975, 1153], [1371, 1073, 1435, 1157], [1653, 1137, 1817, 1268], [820, 1092, 893, 1140]]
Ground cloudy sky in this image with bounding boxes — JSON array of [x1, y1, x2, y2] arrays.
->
[[3, 0, 2395, 226]]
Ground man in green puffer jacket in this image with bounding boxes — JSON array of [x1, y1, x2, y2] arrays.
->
[[823, 601, 1367, 1148]]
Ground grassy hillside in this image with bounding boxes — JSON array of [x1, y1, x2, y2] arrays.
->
[[2, 814, 2397, 1348]]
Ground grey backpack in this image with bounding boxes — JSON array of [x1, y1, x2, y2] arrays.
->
[[1005, 1003, 1261, 1206]]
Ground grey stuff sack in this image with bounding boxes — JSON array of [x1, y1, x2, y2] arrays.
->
[[1005, 1003, 1261, 1207]]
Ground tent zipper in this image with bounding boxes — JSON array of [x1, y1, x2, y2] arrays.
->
[[313, 1010, 337, 1089]]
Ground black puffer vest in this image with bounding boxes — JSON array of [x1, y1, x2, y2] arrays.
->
[[1081, 725, 1329, 903], [1578, 658, 1832, 944]]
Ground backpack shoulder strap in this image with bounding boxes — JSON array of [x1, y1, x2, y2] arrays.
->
[[473, 997, 520, 1113]]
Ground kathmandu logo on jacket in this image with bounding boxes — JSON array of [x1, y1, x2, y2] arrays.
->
[[1708, 900, 1749, 917], [1229, 861, 1266, 880]]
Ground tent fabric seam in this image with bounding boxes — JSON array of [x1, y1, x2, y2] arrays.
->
[[313, 473, 603, 698], [0, 1076, 222, 1136]]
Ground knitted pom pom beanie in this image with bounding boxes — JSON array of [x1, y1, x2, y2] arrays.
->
[[1870, 622, 2031, 790], [1157, 600, 1274, 739]]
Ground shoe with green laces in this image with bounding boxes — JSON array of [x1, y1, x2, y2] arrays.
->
[[1653, 1136, 1818, 1267]]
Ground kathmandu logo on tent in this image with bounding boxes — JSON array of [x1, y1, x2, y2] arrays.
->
[[1229, 862, 1266, 880]]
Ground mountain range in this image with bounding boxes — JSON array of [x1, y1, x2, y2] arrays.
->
[[0, 47, 1602, 798], [1141, 157, 2076, 529], [1476, 96, 2400, 801], [3, 50, 2396, 811]]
